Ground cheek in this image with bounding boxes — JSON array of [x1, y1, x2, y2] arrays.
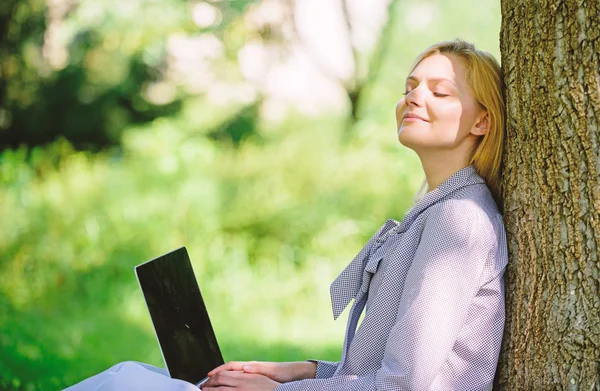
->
[[452, 102, 482, 136], [432, 101, 463, 126]]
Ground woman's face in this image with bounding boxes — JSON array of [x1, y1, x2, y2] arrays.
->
[[395, 53, 487, 154]]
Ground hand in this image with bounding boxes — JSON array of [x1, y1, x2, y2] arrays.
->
[[207, 361, 317, 383], [201, 371, 279, 391]]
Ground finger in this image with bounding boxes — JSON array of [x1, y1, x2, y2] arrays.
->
[[203, 370, 250, 387], [207, 361, 248, 376], [241, 362, 276, 377], [202, 375, 228, 389], [207, 361, 246, 376]]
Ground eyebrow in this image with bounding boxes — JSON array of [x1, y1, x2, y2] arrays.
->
[[406, 76, 458, 88]]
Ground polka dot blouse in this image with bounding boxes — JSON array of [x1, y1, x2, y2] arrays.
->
[[275, 165, 508, 391]]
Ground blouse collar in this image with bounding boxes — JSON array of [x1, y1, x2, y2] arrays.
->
[[329, 165, 486, 319]]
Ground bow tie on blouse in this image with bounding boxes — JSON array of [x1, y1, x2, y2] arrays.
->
[[330, 219, 398, 319], [328, 165, 487, 320]]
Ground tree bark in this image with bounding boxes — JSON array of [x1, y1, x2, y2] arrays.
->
[[496, 0, 600, 389]]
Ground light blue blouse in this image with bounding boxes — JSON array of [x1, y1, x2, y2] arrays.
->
[[276, 164, 508, 391]]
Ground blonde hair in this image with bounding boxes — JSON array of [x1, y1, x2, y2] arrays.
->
[[409, 39, 505, 207]]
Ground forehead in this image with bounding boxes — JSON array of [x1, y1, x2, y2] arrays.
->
[[408, 53, 468, 87]]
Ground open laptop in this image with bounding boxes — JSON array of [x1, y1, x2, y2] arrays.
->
[[135, 247, 224, 387]]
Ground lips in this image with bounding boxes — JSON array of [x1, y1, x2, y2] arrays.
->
[[403, 113, 429, 122]]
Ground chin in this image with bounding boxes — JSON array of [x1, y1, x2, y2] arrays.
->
[[397, 127, 423, 150]]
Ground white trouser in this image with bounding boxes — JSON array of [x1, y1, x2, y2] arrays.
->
[[63, 361, 198, 391]]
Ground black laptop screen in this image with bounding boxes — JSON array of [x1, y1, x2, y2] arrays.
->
[[135, 247, 224, 384]]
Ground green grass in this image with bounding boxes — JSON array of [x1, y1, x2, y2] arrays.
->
[[0, 114, 421, 390]]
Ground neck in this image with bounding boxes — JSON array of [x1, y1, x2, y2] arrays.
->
[[418, 150, 472, 193]]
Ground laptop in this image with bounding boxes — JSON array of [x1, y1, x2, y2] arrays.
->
[[135, 247, 224, 387]]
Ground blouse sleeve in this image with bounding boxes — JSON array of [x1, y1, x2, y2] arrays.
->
[[274, 200, 505, 391], [377, 201, 504, 389], [306, 360, 339, 379]]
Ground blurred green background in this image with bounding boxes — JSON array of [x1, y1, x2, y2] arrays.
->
[[0, 0, 500, 389]]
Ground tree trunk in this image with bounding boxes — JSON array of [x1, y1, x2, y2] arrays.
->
[[496, 0, 600, 389]]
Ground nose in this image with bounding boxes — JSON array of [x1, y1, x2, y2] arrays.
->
[[405, 86, 424, 107]]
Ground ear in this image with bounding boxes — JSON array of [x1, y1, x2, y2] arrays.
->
[[471, 111, 489, 136]]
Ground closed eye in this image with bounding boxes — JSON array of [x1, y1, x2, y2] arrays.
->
[[403, 90, 449, 97]]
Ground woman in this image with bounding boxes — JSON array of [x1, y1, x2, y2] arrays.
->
[[66, 39, 508, 391]]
